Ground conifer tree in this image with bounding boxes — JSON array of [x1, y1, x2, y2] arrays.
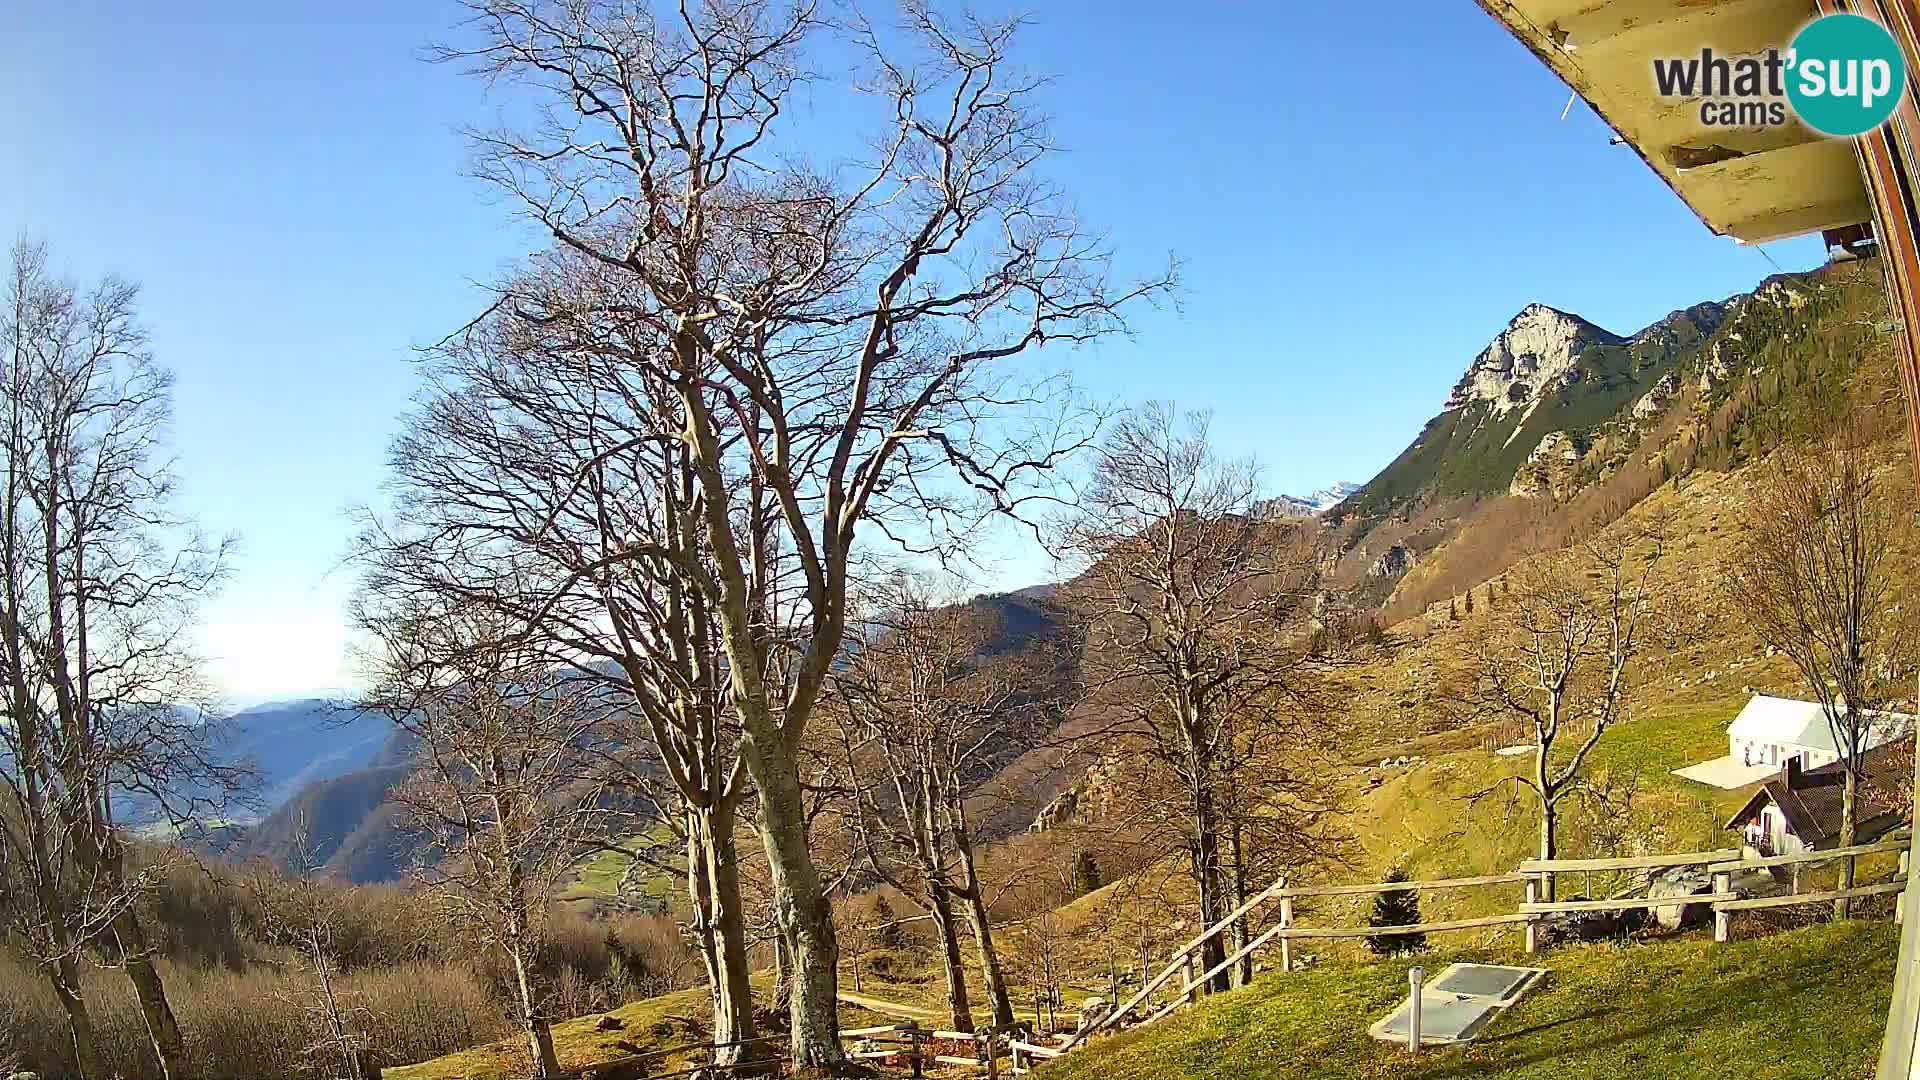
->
[[1367, 865, 1426, 956]]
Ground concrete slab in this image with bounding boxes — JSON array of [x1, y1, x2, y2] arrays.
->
[[1673, 755, 1777, 790], [1368, 964, 1547, 1046], [1374, 993, 1497, 1044], [1429, 963, 1537, 1003]]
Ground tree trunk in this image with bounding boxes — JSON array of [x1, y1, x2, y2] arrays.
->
[[1226, 816, 1252, 989], [944, 782, 1014, 1028], [956, 858, 1016, 1028], [1838, 766, 1860, 920], [689, 800, 759, 1065], [49, 953, 104, 1080], [928, 884, 975, 1033], [511, 943, 561, 1078], [1184, 712, 1229, 993], [112, 907, 189, 1080], [1537, 799, 1559, 904], [741, 726, 842, 1068]]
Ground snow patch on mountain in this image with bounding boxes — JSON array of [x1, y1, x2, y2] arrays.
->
[[1270, 481, 1363, 516]]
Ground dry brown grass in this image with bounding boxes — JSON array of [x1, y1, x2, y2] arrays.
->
[[0, 955, 511, 1079]]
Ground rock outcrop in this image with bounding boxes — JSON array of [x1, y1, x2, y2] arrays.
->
[[1633, 371, 1682, 420], [1445, 304, 1625, 415], [1508, 431, 1584, 499], [1368, 544, 1417, 578], [1029, 760, 1117, 833]]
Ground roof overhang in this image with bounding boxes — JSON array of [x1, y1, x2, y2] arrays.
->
[[1476, 0, 1873, 243]]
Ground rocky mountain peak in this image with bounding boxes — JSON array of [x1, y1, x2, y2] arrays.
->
[[1265, 481, 1365, 518], [1445, 304, 1626, 415]]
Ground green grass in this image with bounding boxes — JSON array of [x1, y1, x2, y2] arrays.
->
[[559, 820, 682, 906], [1043, 920, 1896, 1080], [1326, 692, 1749, 938]]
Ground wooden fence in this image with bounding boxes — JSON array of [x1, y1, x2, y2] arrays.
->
[[575, 835, 1913, 1078], [1045, 833, 1913, 1064]]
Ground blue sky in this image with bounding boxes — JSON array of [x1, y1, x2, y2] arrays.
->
[[0, 3, 1825, 702]]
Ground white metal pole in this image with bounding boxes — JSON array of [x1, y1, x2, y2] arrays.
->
[[1408, 966, 1425, 1053]]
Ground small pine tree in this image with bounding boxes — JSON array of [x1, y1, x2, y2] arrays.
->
[[1447, 598, 1458, 622], [1367, 865, 1426, 956], [1463, 589, 1474, 616], [872, 892, 903, 949], [1484, 583, 1495, 609]]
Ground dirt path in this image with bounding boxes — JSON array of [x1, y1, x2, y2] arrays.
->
[[837, 990, 943, 1021]]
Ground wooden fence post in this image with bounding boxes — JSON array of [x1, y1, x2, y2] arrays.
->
[[907, 1024, 923, 1078], [1713, 868, 1732, 944], [1280, 896, 1295, 973], [1523, 875, 1540, 955], [1181, 950, 1196, 1006]]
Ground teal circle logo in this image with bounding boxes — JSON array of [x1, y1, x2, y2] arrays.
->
[[1788, 13, 1907, 137]]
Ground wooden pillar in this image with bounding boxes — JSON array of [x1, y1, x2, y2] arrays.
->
[[1181, 950, 1197, 1006], [1279, 896, 1295, 973], [1712, 869, 1732, 944]]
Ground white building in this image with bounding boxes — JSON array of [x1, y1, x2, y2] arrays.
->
[[1673, 694, 1914, 791], [1725, 694, 1910, 772]]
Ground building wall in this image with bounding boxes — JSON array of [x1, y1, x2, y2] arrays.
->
[[1740, 801, 1809, 856], [1728, 737, 1838, 771]]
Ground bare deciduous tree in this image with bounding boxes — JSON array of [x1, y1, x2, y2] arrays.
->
[[1726, 437, 1916, 915], [1465, 521, 1668, 899], [0, 237, 237, 1080], [245, 816, 374, 1080], [833, 582, 1044, 1031], [1058, 403, 1336, 993], [362, 608, 622, 1079], [417, 0, 1171, 1062]]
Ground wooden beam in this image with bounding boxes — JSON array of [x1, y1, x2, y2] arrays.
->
[[1279, 913, 1534, 939], [1519, 849, 1740, 873], [1718, 837, 1910, 871], [1277, 873, 1528, 898], [1722, 880, 1908, 912], [1522, 893, 1738, 914]]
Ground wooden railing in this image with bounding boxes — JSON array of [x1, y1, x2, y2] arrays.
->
[[843, 1022, 1018, 1078], [1034, 833, 1914, 1069]]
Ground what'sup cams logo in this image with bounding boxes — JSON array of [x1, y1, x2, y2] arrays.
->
[[1652, 13, 1907, 137]]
